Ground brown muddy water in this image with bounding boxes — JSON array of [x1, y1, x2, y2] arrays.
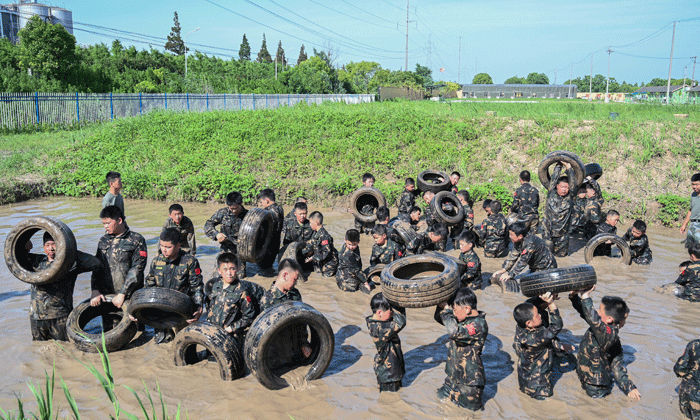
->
[[0, 197, 695, 419]]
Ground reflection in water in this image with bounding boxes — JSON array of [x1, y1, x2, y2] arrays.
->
[[324, 325, 362, 377]]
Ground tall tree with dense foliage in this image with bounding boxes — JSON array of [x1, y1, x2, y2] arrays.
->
[[297, 44, 308, 65], [164, 12, 186, 56], [257, 34, 272, 63], [18, 16, 76, 81], [472, 73, 493, 84], [415, 63, 433, 87], [526, 72, 549, 84], [275, 41, 287, 67], [504, 76, 525, 84], [239, 34, 251, 61]]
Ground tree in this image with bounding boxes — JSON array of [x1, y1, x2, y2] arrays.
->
[[275, 41, 286, 67], [472, 73, 493, 84], [239, 34, 251, 61], [297, 44, 308, 65], [256, 33, 272, 63], [504, 76, 525, 84], [18, 15, 76, 80], [339, 61, 381, 93], [415, 63, 433, 87], [165, 12, 185, 55], [526, 72, 549, 84]]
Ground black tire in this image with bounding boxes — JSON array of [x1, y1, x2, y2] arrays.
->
[[585, 162, 603, 180], [430, 191, 464, 226], [505, 212, 519, 227], [393, 221, 418, 249], [520, 264, 597, 298], [350, 187, 386, 223], [129, 287, 196, 330], [281, 241, 314, 273], [433, 252, 466, 276], [244, 301, 334, 390], [417, 170, 451, 193], [583, 234, 632, 265], [237, 208, 274, 263], [366, 264, 386, 283], [173, 322, 244, 381], [4, 216, 77, 285], [538, 150, 586, 189], [66, 294, 137, 353], [380, 253, 460, 308]]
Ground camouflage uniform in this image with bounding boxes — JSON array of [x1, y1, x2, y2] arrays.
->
[[593, 223, 617, 257], [416, 231, 444, 254], [336, 243, 367, 292], [434, 306, 488, 411], [676, 261, 700, 302], [260, 283, 302, 311], [501, 235, 557, 278], [282, 217, 313, 245], [450, 204, 475, 248], [512, 182, 540, 229], [397, 189, 415, 220], [26, 251, 101, 341], [583, 197, 603, 239], [588, 178, 605, 207], [675, 339, 700, 420], [384, 224, 407, 256], [422, 203, 439, 229], [542, 166, 576, 257], [260, 203, 285, 269], [204, 206, 248, 277], [512, 307, 563, 399], [366, 309, 407, 392], [355, 202, 376, 235], [161, 216, 196, 255], [570, 295, 637, 398], [622, 227, 653, 265], [370, 239, 401, 266], [206, 278, 255, 338], [570, 196, 587, 235], [475, 214, 508, 258], [302, 227, 338, 277], [91, 227, 148, 299], [458, 250, 482, 290]]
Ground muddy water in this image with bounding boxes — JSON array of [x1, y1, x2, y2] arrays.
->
[[0, 197, 696, 419]]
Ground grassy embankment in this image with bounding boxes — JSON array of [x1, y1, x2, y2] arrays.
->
[[0, 100, 698, 226]]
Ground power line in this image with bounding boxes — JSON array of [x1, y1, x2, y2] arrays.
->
[[339, 0, 398, 25], [307, 0, 397, 30], [378, 0, 405, 11]]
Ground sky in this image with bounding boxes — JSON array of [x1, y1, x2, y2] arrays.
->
[[34, 0, 700, 85]]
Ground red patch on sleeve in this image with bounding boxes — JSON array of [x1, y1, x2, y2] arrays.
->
[[139, 250, 147, 257], [513, 192, 517, 196], [195, 268, 201, 275], [246, 296, 251, 302], [398, 251, 403, 257], [468, 214, 474, 218], [466, 324, 476, 336], [321, 240, 329, 245], [522, 249, 527, 255], [682, 270, 687, 275], [467, 262, 475, 268], [606, 326, 611, 334]]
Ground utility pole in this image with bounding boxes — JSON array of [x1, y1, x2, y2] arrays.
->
[[605, 48, 613, 103], [589, 54, 593, 101], [184, 27, 200, 80], [275, 56, 278, 80], [691, 56, 697, 87], [554, 70, 557, 85], [458, 37, 461, 84], [666, 21, 676, 105], [568, 63, 573, 98], [405, 0, 409, 72]]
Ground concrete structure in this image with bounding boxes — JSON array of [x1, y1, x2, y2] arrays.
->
[[576, 92, 626, 102], [0, 0, 73, 44], [630, 85, 689, 103], [461, 84, 577, 99]]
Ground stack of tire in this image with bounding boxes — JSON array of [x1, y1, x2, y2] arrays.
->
[[379, 253, 461, 308], [519, 265, 598, 297]]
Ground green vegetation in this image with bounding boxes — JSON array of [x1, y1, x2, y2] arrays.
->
[[656, 193, 689, 227]]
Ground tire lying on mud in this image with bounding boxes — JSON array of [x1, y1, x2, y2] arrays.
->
[[281, 241, 314, 274], [66, 294, 137, 353], [583, 233, 632, 265], [244, 301, 334, 390], [520, 264, 598, 298], [350, 187, 386, 223], [173, 322, 245, 381], [585, 162, 603, 180], [129, 287, 196, 330], [366, 264, 386, 283], [380, 253, 460, 308], [237, 208, 274, 263], [417, 170, 451, 193], [538, 150, 586, 189], [430, 191, 464, 226], [4, 216, 77, 285]]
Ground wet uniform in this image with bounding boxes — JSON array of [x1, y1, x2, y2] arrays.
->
[[397, 189, 415, 220], [336, 243, 367, 292], [282, 217, 313, 245], [675, 339, 700, 419], [204, 206, 248, 277], [542, 166, 576, 257], [206, 278, 255, 339], [302, 227, 339, 277], [622, 227, 653, 265], [583, 197, 603, 239], [91, 227, 147, 300], [676, 261, 700, 302], [161, 216, 196, 255], [458, 250, 482, 290], [501, 235, 557, 278], [370, 239, 401, 266], [475, 213, 508, 258], [366, 309, 407, 392], [449, 204, 474, 248], [570, 196, 587, 235], [415, 231, 443, 254], [512, 182, 540, 229], [260, 283, 302, 311]]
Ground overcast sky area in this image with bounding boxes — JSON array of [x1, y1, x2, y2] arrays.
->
[[54, 0, 700, 85]]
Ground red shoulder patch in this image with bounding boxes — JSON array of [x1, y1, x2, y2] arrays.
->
[[321, 240, 329, 245], [466, 324, 476, 336], [139, 250, 147, 257], [467, 262, 475, 268], [522, 249, 527, 255], [398, 251, 403, 257], [682, 270, 687, 275], [513, 192, 517, 196], [195, 268, 201, 275], [245, 295, 251, 302], [606, 326, 611, 334], [468, 214, 474, 218]]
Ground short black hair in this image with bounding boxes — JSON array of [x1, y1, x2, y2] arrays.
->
[[508, 221, 529, 237], [225, 192, 243, 206], [100, 205, 124, 221], [632, 220, 647, 232], [688, 244, 700, 259], [278, 258, 302, 274], [680, 260, 692, 269], [456, 190, 470, 202], [607, 209, 620, 218], [585, 183, 596, 191], [513, 302, 535, 328], [169, 203, 184, 214], [293, 202, 308, 213], [601, 296, 629, 324], [451, 171, 461, 178], [106, 171, 121, 185], [370, 292, 391, 313], [372, 224, 387, 237], [257, 188, 276, 202], [308, 211, 323, 224], [409, 205, 422, 214], [345, 229, 360, 243], [490, 200, 502, 214], [453, 287, 477, 309], [376, 206, 390, 223], [692, 173, 700, 182], [457, 230, 477, 247], [557, 176, 570, 186], [362, 173, 375, 182], [42, 232, 54, 243], [405, 177, 415, 187], [217, 252, 238, 268], [482, 199, 492, 210], [429, 223, 448, 240], [295, 196, 307, 203], [519, 170, 531, 182], [160, 227, 181, 245]]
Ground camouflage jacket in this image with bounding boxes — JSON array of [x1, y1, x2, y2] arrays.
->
[[459, 250, 482, 288], [265, 202, 285, 235], [28, 251, 101, 320], [415, 232, 442, 254], [385, 224, 407, 254], [622, 228, 652, 260], [302, 227, 338, 266], [476, 214, 507, 254], [675, 339, 700, 387], [370, 239, 401, 266], [206, 279, 255, 334], [337, 243, 366, 287], [513, 308, 563, 393], [588, 178, 604, 207], [502, 235, 557, 277], [571, 197, 587, 228], [260, 283, 302, 312], [543, 166, 575, 237], [162, 216, 196, 254], [145, 250, 204, 308], [422, 203, 439, 228], [397, 190, 415, 215], [570, 295, 637, 393], [366, 310, 406, 384], [584, 198, 602, 225], [91, 227, 147, 299], [204, 207, 248, 253], [435, 307, 488, 386], [512, 182, 540, 219], [676, 261, 700, 302], [282, 217, 314, 245]]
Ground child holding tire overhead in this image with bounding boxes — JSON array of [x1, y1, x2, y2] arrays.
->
[[542, 162, 576, 257], [336, 229, 371, 293], [303, 211, 338, 277], [206, 253, 254, 340], [366, 292, 406, 392], [354, 173, 377, 235]]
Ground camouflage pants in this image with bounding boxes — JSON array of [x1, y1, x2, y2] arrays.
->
[[581, 382, 612, 398], [686, 222, 700, 249], [632, 251, 653, 265], [336, 269, 366, 292], [519, 376, 553, 400], [314, 259, 338, 278], [30, 316, 68, 341], [354, 218, 375, 234], [484, 245, 508, 258], [379, 381, 402, 392], [437, 378, 483, 411], [543, 231, 570, 257], [461, 276, 482, 291], [679, 381, 700, 420]]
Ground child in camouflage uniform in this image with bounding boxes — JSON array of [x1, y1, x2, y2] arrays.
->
[[204, 191, 248, 277], [303, 211, 338, 277], [375, 206, 408, 255], [593, 210, 620, 257], [161, 204, 196, 255], [355, 173, 377, 235], [257, 189, 285, 270], [675, 339, 700, 420], [676, 244, 700, 302], [369, 224, 401, 266], [416, 223, 448, 254], [435, 287, 488, 411], [512, 292, 562, 400], [397, 178, 416, 222], [622, 220, 653, 265], [366, 292, 406, 392], [206, 253, 255, 340], [336, 229, 371, 293], [475, 200, 508, 258], [260, 258, 304, 311], [456, 231, 481, 290], [511, 170, 540, 230]]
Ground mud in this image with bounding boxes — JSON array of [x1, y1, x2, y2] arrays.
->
[[0, 197, 696, 419]]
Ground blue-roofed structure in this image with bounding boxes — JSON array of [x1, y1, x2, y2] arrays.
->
[[461, 84, 577, 99]]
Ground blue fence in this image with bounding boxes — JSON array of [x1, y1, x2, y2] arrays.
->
[[0, 92, 375, 129]]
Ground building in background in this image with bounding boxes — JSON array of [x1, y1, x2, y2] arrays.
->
[[0, 0, 72, 44], [629, 85, 689, 103], [460, 84, 577, 99]]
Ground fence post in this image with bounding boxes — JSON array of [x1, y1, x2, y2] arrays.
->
[[35, 92, 40, 124], [139, 92, 143, 114], [110, 92, 113, 120], [306, 94, 308, 105], [206, 93, 209, 110], [265, 94, 268, 109], [165, 92, 168, 109], [288, 94, 290, 107], [187, 93, 190, 110], [224, 93, 226, 110], [253, 93, 255, 110], [239, 93, 242, 110], [76, 92, 80, 123]]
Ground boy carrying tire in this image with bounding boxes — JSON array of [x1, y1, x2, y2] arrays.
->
[[336, 229, 371, 293], [204, 191, 248, 278], [206, 253, 255, 341], [354, 173, 377, 235], [366, 292, 407, 392]]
